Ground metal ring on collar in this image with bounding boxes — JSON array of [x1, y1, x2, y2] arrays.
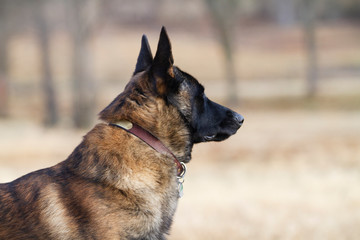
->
[[177, 162, 187, 178]]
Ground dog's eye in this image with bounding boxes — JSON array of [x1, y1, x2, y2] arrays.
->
[[196, 93, 205, 105], [197, 91, 205, 100]]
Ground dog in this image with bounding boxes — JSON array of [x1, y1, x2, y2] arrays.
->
[[0, 27, 244, 240]]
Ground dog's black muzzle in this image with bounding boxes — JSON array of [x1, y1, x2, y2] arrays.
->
[[209, 110, 243, 142], [192, 97, 244, 143]]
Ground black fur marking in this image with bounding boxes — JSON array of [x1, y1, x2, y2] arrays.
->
[[153, 27, 174, 78], [134, 35, 153, 74], [134, 87, 147, 98]]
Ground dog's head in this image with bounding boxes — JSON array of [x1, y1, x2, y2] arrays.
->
[[100, 27, 243, 146]]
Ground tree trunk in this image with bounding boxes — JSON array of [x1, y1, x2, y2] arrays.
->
[[205, 0, 239, 104], [72, 37, 96, 128], [273, 0, 296, 27], [35, 0, 58, 126], [302, 0, 318, 98], [66, 0, 98, 128], [0, 0, 10, 118], [221, 28, 238, 105]]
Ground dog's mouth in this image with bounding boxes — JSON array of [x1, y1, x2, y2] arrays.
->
[[202, 117, 244, 142], [204, 134, 216, 141], [203, 132, 233, 142]]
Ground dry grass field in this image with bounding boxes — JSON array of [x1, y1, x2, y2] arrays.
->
[[1, 109, 360, 239]]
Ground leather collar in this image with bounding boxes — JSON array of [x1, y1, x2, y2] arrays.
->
[[110, 120, 185, 177]]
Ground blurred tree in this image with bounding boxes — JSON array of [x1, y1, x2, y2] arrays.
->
[[34, 0, 59, 126], [273, 0, 296, 27], [0, 0, 10, 118], [205, 0, 239, 104], [301, 0, 318, 98], [66, 0, 98, 128], [258, 0, 297, 26]]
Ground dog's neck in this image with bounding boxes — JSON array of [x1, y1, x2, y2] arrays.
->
[[110, 120, 186, 177], [122, 99, 193, 163]]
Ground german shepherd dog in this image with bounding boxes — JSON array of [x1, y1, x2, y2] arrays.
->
[[0, 27, 244, 239]]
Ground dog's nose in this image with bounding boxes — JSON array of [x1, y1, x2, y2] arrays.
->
[[234, 113, 244, 126]]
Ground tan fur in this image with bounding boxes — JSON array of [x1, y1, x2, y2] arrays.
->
[[40, 185, 76, 239]]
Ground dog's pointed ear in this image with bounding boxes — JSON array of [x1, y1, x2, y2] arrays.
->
[[152, 27, 176, 96], [153, 26, 174, 78], [134, 34, 153, 74]]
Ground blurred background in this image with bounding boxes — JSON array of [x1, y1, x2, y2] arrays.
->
[[0, 0, 359, 239]]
